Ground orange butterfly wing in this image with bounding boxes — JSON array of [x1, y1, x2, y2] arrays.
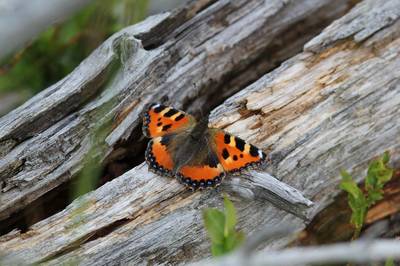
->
[[145, 130, 225, 189], [177, 164, 225, 189], [145, 136, 174, 176], [212, 130, 266, 173], [143, 103, 195, 138], [175, 141, 225, 189], [143, 104, 267, 190]]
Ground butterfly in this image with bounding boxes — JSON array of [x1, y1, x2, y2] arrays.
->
[[143, 103, 267, 190]]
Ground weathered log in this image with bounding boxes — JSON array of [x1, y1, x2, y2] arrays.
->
[[0, 0, 349, 221], [1, 0, 400, 265]]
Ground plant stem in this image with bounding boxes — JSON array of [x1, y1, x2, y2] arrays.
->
[[352, 227, 361, 240]]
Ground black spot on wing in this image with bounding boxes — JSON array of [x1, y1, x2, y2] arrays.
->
[[175, 113, 185, 121], [164, 109, 179, 117], [235, 137, 245, 152], [162, 124, 172, 131], [249, 145, 260, 157], [224, 134, 230, 144], [157, 122, 162, 126], [233, 155, 238, 161], [153, 105, 165, 113], [222, 148, 229, 159]]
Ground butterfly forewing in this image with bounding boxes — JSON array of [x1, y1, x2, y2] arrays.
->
[[211, 129, 266, 173], [143, 103, 195, 138]]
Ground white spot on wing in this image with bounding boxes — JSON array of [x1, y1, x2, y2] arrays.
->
[[258, 150, 264, 159]]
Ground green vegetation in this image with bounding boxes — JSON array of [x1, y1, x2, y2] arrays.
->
[[340, 151, 393, 239], [0, 0, 149, 96], [385, 258, 395, 266], [203, 195, 245, 256]]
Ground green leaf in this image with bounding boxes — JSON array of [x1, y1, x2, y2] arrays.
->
[[203, 196, 246, 256], [203, 209, 225, 245], [366, 162, 379, 188], [365, 153, 393, 207], [340, 171, 364, 200], [366, 189, 384, 206], [350, 206, 366, 230], [382, 151, 390, 164], [340, 152, 393, 240], [211, 243, 225, 257], [340, 170, 367, 231], [347, 190, 366, 230], [223, 195, 237, 237], [378, 168, 393, 184], [224, 231, 245, 252], [224, 233, 235, 251]]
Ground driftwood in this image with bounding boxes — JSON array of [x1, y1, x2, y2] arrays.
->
[[1, 0, 400, 265]]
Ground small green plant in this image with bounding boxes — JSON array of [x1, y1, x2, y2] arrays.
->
[[340, 151, 393, 239], [203, 195, 245, 256], [385, 258, 394, 266]]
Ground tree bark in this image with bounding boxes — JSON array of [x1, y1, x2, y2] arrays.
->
[[1, 0, 400, 265]]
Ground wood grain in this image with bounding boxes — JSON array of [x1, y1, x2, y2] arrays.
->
[[2, 0, 399, 265], [0, 0, 350, 223]]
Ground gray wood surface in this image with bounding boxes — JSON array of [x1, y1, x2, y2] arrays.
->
[[0, 0, 348, 224], [1, 0, 399, 265]]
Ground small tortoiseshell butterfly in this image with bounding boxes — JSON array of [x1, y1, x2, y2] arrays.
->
[[143, 103, 267, 190]]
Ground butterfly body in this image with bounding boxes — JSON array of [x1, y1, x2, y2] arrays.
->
[[143, 103, 266, 190], [169, 118, 210, 171]]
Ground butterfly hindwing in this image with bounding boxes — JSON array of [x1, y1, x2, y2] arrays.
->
[[143, 103, 195, 138], [145, 130, 225, 190], [145, 136, 174, 177], [175, 143, 225, 190], [212, 130, 266, 173]]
